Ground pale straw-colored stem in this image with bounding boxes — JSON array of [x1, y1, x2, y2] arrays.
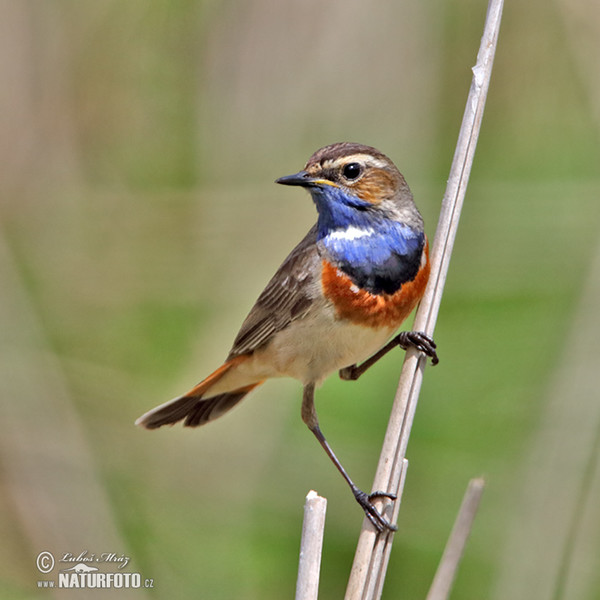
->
[[345, 1, 504, 598], [296, 490, 328, 600], [426, 478, 486, 600]]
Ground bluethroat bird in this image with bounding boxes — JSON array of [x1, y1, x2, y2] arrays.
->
[[137, 142, 438, 532]]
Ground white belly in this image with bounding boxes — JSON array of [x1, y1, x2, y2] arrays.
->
[[206, 302, 398, 397], [244, 306, 396, 385]]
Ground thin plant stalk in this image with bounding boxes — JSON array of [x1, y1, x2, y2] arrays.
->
[[426, 478, 486, 600], [296, 490, 328, 600], [344, 1, 504, 598]]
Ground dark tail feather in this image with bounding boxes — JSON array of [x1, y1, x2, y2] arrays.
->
[[182, 390, 251, 427], [135, 383, 261, 429]]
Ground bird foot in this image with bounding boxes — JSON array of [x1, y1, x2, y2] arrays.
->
[[396, 331, 439, 365], [353, 488, 398, 533]]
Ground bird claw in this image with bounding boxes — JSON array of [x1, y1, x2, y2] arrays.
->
[[354, 488, 398, 533], [396, 331, 439, 365]]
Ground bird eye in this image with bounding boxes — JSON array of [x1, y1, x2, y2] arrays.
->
[[342, 162, 361, 181]]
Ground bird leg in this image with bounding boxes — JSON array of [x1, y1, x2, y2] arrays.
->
[[339, 330, 438, 381], [301, 383, 397, 533]]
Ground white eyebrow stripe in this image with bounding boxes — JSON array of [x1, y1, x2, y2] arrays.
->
[[326, 225, 376, 241], [324, 154, 390, 170]]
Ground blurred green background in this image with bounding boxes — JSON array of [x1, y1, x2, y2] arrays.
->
[[1, 1, 600, 598]]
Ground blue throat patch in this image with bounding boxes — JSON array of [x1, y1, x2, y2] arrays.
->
[[311, 186, 424, 295]]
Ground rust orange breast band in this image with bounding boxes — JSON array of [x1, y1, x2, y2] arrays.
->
[[321, 241, 430, 329]]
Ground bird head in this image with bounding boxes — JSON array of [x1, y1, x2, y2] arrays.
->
[[276, 142, 422, 231]]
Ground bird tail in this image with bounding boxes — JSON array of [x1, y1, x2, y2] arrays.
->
[[135, 358, 263, 429]]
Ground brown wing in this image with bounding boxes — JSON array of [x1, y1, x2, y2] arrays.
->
[[227, 225, 321, 359]]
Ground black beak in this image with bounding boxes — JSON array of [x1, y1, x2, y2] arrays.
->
[[275, 170, 314, 187]]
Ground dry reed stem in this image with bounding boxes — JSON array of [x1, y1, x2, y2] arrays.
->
[[296, 491, 328, 600], [426, 478, 486, 600], [344, 1, 504, 598]]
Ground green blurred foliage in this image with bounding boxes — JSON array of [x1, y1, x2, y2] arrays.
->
[[1, 1, 599, 599]]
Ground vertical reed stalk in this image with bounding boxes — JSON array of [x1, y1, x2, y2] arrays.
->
[[344, 1, 504, 598], [426, 478, 486, 600], [296, 491, 328, 600]]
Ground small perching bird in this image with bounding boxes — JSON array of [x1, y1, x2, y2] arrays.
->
[[136, 142, 438, 532]]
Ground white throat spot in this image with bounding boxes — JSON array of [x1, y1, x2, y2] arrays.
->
[[327, 226, 375, 242]]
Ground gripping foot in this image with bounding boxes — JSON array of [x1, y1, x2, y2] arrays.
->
[[353, 488, 398, 533], [396, 331, 439, 365]]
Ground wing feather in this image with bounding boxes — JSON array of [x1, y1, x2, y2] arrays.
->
[[228, 225, 321, 358]]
